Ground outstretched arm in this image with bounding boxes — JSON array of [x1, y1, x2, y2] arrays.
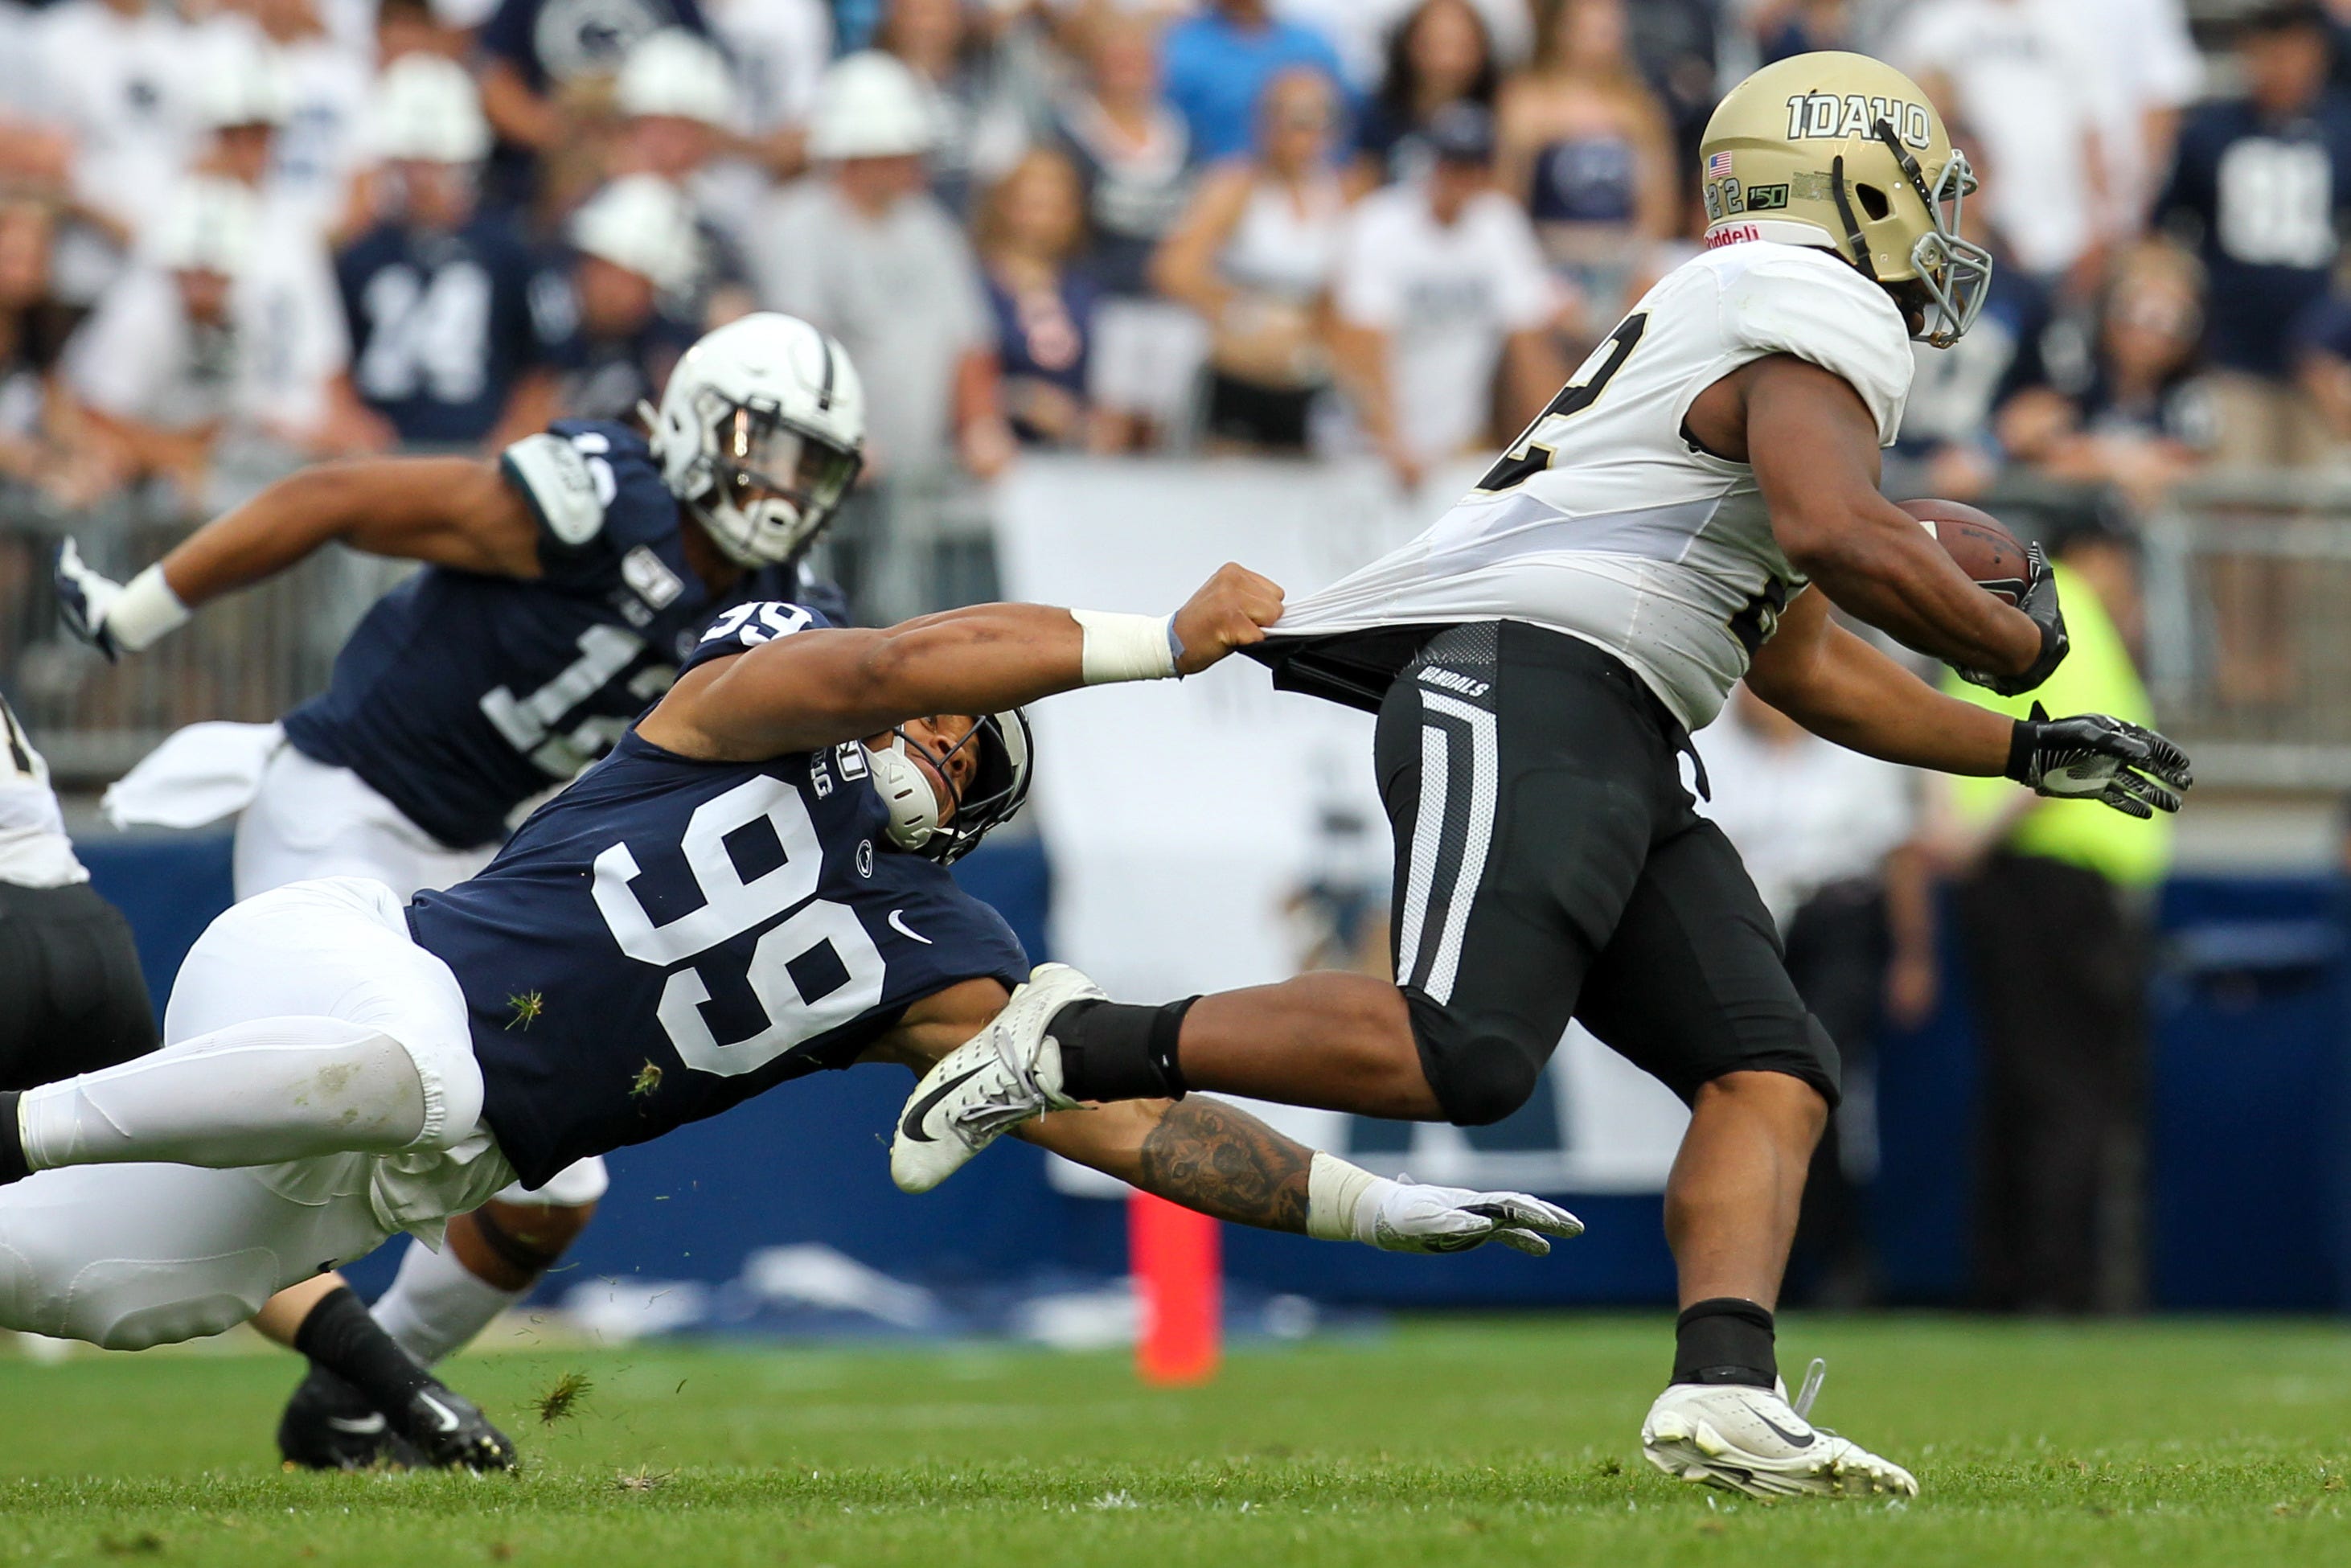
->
[[55, 456, 544, 659], [640, 563, 1287, 761], [1748, 589, 2190, 816]]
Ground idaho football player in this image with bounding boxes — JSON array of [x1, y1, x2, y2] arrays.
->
[[892, 53, 2193, 1500]]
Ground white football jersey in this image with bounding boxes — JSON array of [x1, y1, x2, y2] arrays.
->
[[0, 696, 87, 890], [1271, 240, 1914, 730]]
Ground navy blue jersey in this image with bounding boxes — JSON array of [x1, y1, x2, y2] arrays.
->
[[281, 419, 810, 849], [2157, 92, 2351, 377], [339, 214, 566, 445], [408, 605, 1029, 1188]]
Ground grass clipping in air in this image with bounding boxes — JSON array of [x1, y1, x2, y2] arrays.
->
[[532, 1370, 592, 1426]]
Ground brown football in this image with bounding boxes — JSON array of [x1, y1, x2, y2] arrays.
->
[[1897, 498, 2031, 605]]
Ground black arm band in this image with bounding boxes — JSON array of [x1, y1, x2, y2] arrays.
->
[[2004, 719, 2035, 785]]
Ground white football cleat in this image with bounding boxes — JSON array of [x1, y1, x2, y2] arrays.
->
[[1640, 1361, 1918, 1500], [890, 963, 1102, 1192]]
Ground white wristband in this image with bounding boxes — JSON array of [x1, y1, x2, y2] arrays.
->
[[1306, 1150, 1393, 1245], [107, 564, 191, 653], [1071, 609, 1179, 684]]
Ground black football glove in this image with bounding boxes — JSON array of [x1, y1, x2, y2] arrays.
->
[[1958, 543, 2068, 697], [2005, 702, 2193, 819]]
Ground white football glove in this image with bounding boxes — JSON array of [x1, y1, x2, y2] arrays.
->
[[54, 540, 188, 661], [1336, 1168, 1585, 1258]]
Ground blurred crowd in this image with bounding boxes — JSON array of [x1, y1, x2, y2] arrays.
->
[[12, 0, 2351, 549]]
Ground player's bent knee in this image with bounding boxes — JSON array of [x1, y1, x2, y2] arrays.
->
[[1404, 995, 1549, 1127]]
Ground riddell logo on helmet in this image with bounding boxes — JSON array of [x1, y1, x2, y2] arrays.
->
[[1706, 224, 1764, 248]]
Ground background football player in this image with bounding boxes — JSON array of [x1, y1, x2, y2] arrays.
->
[[891, 53, 2193, 1501], [0, 565, 1578, 1459], [51, 311, 862, 1467]]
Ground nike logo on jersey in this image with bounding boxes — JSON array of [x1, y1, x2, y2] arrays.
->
[[888, 909, 933, 945], [326, 1414, 388, 1436], [1742, 1401, 1816, 1449], [900, 1066, 987, 1143], [1418, 667, 1491, 699]]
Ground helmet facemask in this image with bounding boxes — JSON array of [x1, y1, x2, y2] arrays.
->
[[683, 389, 863, 567], [1867, 120, 1992, 349], [868, 710, 1033, 865]]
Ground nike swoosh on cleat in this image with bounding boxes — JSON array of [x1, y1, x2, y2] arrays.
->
[[888, 909, 933, 945], [414, 1393, 462, 1434], [900, 1066, 988, 1143], [325, 1414, 388, 1435], [1741, 1402, 1816, 1449]]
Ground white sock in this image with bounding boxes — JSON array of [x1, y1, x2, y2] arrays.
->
[[371, 1238, 525, 1366], [18, 1018, 427, 1172]]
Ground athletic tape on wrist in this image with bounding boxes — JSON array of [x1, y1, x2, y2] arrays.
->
[[107, 565, 191, 653], [1305, 1150, 1389, 1244], [1071, 610, 1178, 684]]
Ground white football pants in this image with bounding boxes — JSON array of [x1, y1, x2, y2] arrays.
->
[[0, 879, 517, 1349], [232, 745, 609, 1210]]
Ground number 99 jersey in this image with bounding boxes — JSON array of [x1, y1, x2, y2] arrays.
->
[[404, 604, 1029, 1190], [1262, 241, 1914, 731]]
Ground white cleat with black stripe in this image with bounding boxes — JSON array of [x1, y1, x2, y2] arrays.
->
[[1640, 1361, 1918, 1500], [890, 963, 1096, 1193]]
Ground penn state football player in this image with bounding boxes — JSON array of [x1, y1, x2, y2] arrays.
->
[[52, 311, 864, 1467], [0, 565, 1580, 1458], [891, 55, 2194, 1499]]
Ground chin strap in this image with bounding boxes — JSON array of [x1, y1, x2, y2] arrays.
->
[[1829, 154, 1877, 282]]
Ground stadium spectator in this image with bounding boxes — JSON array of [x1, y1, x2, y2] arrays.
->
[[1996, 243, 2216, 516], [1353, 0, 1500, 190], [548, 174, 705, 423], [235, 0, 373, 242], [877, 0, 1028, 215], [1747, 0, 1857, 64], [1049, 8, 1204, 452], [1894, 0, 2111, 293], [1496, 0, 1678, 344], [60, 179, 259, 503], [2156, 1, 2351, 468], [1153, 65, 1348, 457], [2054, 0, 2204, 236], [755, 51, 1010, 619], [609, 30, 759, 324], [1936, 522, 2169, 1316], [0, 192, 115, 507], [335, 55, 563, 452], [976, 150, 1102, 450], [700, 0, 832, 182], [182, 34, 366, 458], [1330, 101, 1562, 485], [474, 0, 716, 202], [1279, 0, 1532, 97], [1161, 0, 1348, 165], [18, 0, 227, 304], [1695, 682, 1939, 1308], [1620, 0, 1722, 174]]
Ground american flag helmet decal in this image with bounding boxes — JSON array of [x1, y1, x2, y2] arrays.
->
[[1705, 150, 1735, 181]]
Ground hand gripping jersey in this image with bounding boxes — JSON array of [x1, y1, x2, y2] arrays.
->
[[406, 603, 1029, 1189], [281, 419, 837, 851], [1262, 242, 1914, 730]]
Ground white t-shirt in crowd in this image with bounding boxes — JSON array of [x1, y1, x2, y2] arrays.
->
[[27, 0, 215, 229], [1693, 700, 1918, 930], [264, 30, 375, 240], [0, 698, 88, 890], [1890, 0, 2107, 277], [754, 181, 991, 475], [2035, 0, 2201, 228], [1336, 184, 1559, 467]]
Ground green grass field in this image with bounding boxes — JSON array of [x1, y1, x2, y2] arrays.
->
[[3, 1315, 2348, 1566]]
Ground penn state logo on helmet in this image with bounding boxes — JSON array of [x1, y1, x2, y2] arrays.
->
[[649, 313, 868, 568], [1699, 51, 1993, 347]]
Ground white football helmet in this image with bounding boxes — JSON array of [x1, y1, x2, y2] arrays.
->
[[648, 312, 866, 568], [371, 54, 490, 164]]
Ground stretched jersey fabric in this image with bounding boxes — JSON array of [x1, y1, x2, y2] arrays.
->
[[408, 604, 1029, 1188], [1259, 241, 1913, 731], [281, 419, 812, 851]]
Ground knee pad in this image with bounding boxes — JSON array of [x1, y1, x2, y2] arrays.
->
[[1404, 992, 1549, 1127]]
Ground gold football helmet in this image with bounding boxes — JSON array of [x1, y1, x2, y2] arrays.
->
[[1698, 51, 1992, 347]]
